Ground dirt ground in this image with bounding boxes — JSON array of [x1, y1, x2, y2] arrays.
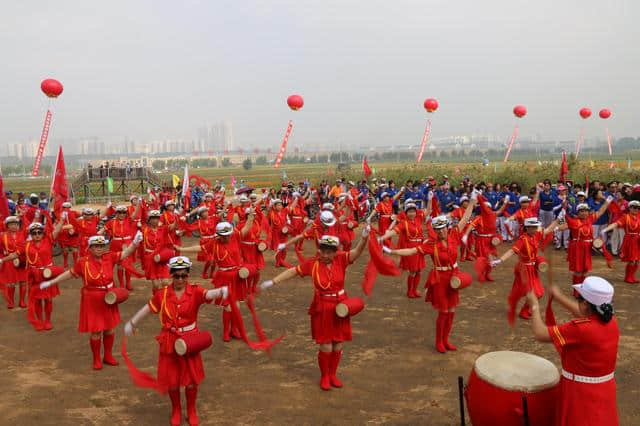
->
[[1, 232, 639, 426]]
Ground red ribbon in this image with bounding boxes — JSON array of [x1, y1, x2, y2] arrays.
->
[[361, 230, 401, 296]]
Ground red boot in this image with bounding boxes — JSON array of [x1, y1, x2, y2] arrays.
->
[[222, 310, 231, 342], [435, 312, 446, 353], [412, 273, 421, 297], [185, 386, 199, 426], [117, 267, 125, 288], [90, 337, 103, 370], [33, 300, 45, 331], [43, 299, 53, 330], [102, 333, 119, 366], [443, 312, 457, 351], [18, 284, 26, 308], [6, 286, 15, 309], [125, 272, 133, 291], [329, 350, 343, 388], [406, 276, 415, 298], [168, 388, 182, 426], [625, 263, 639, 283], [318, 351, 332, 391]]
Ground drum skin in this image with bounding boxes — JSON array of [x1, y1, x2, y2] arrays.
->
[[465, 352, 559, 426]]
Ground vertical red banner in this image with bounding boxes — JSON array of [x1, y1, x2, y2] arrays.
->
[[575, 128, 584, 158], [417, 119, 431, 162], [32, 109, 52, 176], [274, 120, 293, 169], [503, 123, 519, 163]]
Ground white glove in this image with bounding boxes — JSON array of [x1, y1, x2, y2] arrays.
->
[[362, 224, 371, 237], [490, 259, 502, 268], [61, 211, 68, 220], [260, 280, 274, 290], [40, 280, 53, 290], [504, 195, 510, 203], [382, 246, 392, 254], [147, 188, 152, 194], [606, 195, 614, 203], [400, 186, 406, 192], [470, 190, 479, 201], [427, 191, 434, 200], [106, 201, 112, 208], [220, 286, 229, 300], [34, 210, 40, 218], [124, 321, 135, 337], [557, 209, 566, 221], [277, 243, 286, 251], [461, 234, 468, 245], [286, 217, 291, 225], [133, 231, 143, 245]]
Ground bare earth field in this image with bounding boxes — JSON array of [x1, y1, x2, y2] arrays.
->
[[1, 231, 639, 425]]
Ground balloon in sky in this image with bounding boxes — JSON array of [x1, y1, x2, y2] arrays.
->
[[599, 108, 612, 119], [40, 79, 64, 98], [287, 94, 304, 111], [513, 105, 527, 118], [423, 98, 438, 113], [579, 107, 592, 119]]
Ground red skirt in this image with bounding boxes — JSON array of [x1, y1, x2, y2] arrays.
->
[[156, 330, 205, 389], [240, 243, 265, 270], [212, 268, 247, 304], [568, 240, 592, 273], [399, 239, 425, 272], [619, 234, 640, 262], [424, 269, 460, 311], [308, 292, 352, 344], [268, 230, 286, 250], [0, 261, 26, 284], [143, 253, 170, 280], [78, 287, 121, 332], [109, 238, 132, 253], [27, 267, 62, 300], [58, 234, 79, 248], [474, 235, 497, 258], [508, 263, 544, 306], [555, 377, 618, 426]]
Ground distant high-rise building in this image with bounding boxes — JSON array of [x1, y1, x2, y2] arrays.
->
[[220, 120, 234, 151]]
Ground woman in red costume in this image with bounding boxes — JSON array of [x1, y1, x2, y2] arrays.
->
[[0, 220, 65, 331], [124, 256, 228, 426], [526, 276, 618, 426], [281, 210, 341, 258], [601, 199, 640, 283], [74, 207, 101, 257], [141, 210, 172, 290], [267, 199, 292, 268], [39, 233, 142, 369], [372, 191, 400, 247], [449, 196, 475, 261], [260, 228, 369, 391], [385, 195, 476, 353], [0, 216, 27, 309], [335, 193, 358, 251], [104, 204, 140, 290], [287, 191, 310, 253], [57, 201, 80, 268], [161, 200, 185, 249], [183, 206, 220, 279], [379, 199, 433, 298], [490, 216, 558, 322], [558, 199, 612, 284]]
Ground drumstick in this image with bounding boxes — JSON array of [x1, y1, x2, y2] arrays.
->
[[521, 395, 530, 426], [458, 376, 466, 426]]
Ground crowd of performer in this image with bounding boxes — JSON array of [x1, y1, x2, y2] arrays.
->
[[0, 174, 627, 425]]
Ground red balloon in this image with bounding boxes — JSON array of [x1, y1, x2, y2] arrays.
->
[[423, 98, 438, 113], [599, 108, 612, 119], [513, 105, 527, 118], [41, 79, 63, 98], [287, 94, 304, 111], [579, 107, 592, 119]]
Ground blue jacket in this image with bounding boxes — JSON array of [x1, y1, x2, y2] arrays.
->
[[588, 198, 609, 225]]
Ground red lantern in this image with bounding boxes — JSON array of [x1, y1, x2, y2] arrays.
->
[[513, 105, 527, 118], [41, 79, 64, 98], [599, 108, 612, 119], [579, 107, 592, 119], [287, 94, 304, 111], [423, 98, 438, 113]]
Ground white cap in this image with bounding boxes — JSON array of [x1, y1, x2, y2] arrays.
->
[[348, 181, 355, 186], [129, 195, 138, 201], [576, 191, 586, 197], [270, 198, 283, 207], [30, 193, 38, 198], [164, 200, 176, 207], [321, 202, 335, 211], [216, 221, 234, 236], [319, 211, 337, 227], [28, 222, 44, 231], [238, 195, 250, 203], [431, 215, 449, 229], [249, 193, 258, 200], [459, 196, 469, 203], [519, 196, 530, 203], [318, 235, 340, 248], [629, 200, 640, 208], [380, 191, 390, 198], [82, 207, 95, 215], [524, 217, 541, 227], [168, 256, 192, 269], [572, 276, 614, 306], [576, 203, 590, 211], [88, 235, 109, 246], [148, 210, 161, 218], [292, 191, 300, 197], [115, 205, 128, 212], [204, 192, 214, 198], [62, 202, 72, 208], [404, 202, 417, 212], [197, 206, 209, 214], [338, 192, 348, 199], [4, 216, 19, 224]]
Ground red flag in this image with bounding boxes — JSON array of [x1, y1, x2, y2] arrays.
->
[[362, 156, 372, 179], [0, 174, 9, 220], [559, 150, 569, 182], [50, 146, 69, 215]]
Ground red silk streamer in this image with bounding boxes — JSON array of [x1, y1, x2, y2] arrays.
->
[[361, 230, 401, 296], [503, 123, 519, 163], [274, 120, 293, 169], [575, 128, 584, 158], [32, 109, 52, 176], [474, 257, 490, 283], [417, 119, 431, 162], [121, 337, 169, 394]]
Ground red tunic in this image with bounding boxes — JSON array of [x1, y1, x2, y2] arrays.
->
[[566, 214, 596, 273], [511, 231, 545, 299], [73, 216, 100, 256], [104, 217, 137, 252], [71, 252, 122, 332], [507, 201, 540, 234], [548, 316, 619, 425], [336, 207, 357, 244], [615, 213, 640, 262], [296, 252, 353, 344], [288, 202, 308, 236], [0, 231, 27, 284], [416, 229, 465, 310], [204, 233, 247, 302], [393, 212, 426, 272], [18, 236, 62, 299], [161, 211, 183, 247], [268, 209, 288, 249], [240, 220, 265, 270], [375, 200, 394, 235], [148, 283, 212, 388], [141, 226, 171, 280], [184, 216, 219, 262], [303, 222, 341, 247], [472, 197, 499, 258], [57, 210, 79, 248]]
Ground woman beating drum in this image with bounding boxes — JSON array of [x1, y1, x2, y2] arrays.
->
[[383, 195, 476, 353], [259, 227, 369, 391], [123, 256, 228, 426], [39, 233, 143, 369], [525, 276, 619, 425]]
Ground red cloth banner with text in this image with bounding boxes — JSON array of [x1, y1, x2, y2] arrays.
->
[[503, 124, 519, 162], [417, 119, 431, 162], [274, 120, 293, 169], [32, 109, 52, 176]]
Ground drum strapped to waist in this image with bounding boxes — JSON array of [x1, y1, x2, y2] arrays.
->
[[238, 267, 250, 279], [12, 258, 23, 268], [257, 242, 267, 252], [592, 238, 603, 249], [104, 287, 129, 305], [153, 248, 174, 264], [335, 297, 365, 318], [450, 272, 472, 290], [42, 267, 53, 279], [491, 236, 502, 246], [281, 226, 288, 234], [347, 222, 355, 229], [536, 256, 549, 272], [174, 328, 212, 356], [465, 351, 560, 426]]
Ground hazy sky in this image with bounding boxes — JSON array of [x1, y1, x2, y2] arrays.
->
[[1, 1, 638, 149]]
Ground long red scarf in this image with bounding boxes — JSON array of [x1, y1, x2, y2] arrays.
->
[[361, 229, 401, 296]]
